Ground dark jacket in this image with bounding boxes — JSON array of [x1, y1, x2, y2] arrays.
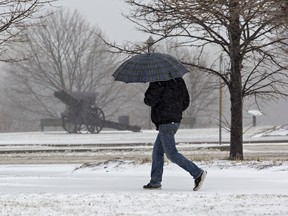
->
[[144, 77, 190, 129]]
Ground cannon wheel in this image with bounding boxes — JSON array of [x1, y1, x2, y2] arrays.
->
[[62, 115, 82, 133], [86, 107, 105, 133]]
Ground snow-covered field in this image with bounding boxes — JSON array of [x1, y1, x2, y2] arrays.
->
[[0, 126, 288, 215]]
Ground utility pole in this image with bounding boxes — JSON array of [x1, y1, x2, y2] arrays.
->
[[219, 54, 223, 145]]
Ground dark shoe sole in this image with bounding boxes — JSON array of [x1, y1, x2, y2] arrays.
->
[[143, 187, 162, 190], [143, 185, 162, 190]]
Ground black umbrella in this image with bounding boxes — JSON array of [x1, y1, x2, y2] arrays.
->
[[112, 53, 189, 83]]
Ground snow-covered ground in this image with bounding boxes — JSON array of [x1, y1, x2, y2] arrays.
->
[[0, 126, 288, 215], [0, 160, 288, 215]]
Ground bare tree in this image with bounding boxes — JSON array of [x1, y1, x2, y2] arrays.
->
[[121, 0, 288, 160], [0, 0, 56, 61], [184, 65, 218, 127], [0, 0, 56, 131], [2, 9, 134, 131]]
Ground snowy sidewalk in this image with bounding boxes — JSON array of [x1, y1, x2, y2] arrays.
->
[[0, 160, 288, 215]]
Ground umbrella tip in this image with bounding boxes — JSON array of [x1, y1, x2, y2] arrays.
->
[[146, 36, 154, 53]]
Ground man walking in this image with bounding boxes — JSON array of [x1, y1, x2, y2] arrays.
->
[[143, 77, 207, 191]]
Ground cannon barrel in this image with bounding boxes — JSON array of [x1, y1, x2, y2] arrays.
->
[[54, 90, 81, 107]]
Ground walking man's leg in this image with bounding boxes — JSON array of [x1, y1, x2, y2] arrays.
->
[[159, 123, 207, 190], [143, 134, 164, 189]]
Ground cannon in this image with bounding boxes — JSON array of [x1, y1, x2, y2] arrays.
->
[[54, 90, 141, 133]]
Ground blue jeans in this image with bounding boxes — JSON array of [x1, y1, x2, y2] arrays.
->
[[149, 123, 203, 186]]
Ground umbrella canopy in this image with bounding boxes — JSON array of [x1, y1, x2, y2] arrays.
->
[[112, 53, 189, 83]]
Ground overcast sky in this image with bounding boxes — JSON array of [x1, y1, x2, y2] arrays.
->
[[54, 0, 149, 43]]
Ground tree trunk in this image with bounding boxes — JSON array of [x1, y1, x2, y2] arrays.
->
[[229, 85, 243, 160], [228, 0, 243, 160]]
